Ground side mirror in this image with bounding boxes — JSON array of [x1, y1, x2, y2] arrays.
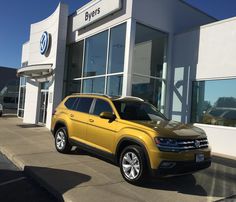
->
[[99, 112, 116, 120]]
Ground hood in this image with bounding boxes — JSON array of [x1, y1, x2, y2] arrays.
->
[[132, 120, 206, 139]]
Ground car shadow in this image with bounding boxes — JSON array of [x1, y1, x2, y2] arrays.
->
[[24, 166, 91, 201], [69, 148, 236, 199], [137, 159, 236, 199], [139, 174, 208, 197]]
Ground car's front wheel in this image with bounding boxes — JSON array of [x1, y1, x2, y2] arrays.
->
[[120, 145, 146, 184], [55, 127, 72, 153]]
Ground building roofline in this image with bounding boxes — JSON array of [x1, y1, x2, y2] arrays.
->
[[178, 0, 218, 21], [69, 0, 219, 21]]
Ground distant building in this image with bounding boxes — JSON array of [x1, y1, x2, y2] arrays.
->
[[0, 67, 17, 91], [0, 66, 19, 115]]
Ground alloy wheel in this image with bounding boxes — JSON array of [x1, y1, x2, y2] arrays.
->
[[56, 130, 66, 150], [122, 152, 140, 180]]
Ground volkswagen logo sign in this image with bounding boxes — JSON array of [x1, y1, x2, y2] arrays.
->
[[40, 31, 50, 55], [195, 140, 200, 148]]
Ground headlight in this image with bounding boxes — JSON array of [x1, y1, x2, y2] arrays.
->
[[155, 137, 209, 152], [155, 137, 180, 152]]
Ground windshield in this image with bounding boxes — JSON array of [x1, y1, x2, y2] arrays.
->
[[112, 100, 168, 121]]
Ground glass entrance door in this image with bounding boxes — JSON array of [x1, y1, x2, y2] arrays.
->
[[38, 82, 49, 124], [39, 91, 48, 124]]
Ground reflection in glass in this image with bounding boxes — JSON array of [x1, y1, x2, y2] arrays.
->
[[41, 82, 49, 90], [65, 41, 84, 96], [107, 75, 123, 96], [66, 80, 81, 95], [132, 75, 163, 109], [191, 79, 236, 127], [133, 23, 167, 78], [108, 23, 126, 73], [82, 77, 105, 94], [84, 31, 108, 77], [67, 41, 84, 79]]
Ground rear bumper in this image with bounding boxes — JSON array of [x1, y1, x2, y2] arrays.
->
[[151, 159, 211, 176]]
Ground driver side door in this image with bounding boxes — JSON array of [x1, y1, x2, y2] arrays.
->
[[85, 98, 118, 154]]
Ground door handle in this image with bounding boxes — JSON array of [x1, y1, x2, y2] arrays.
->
[[89, 119, 94, 123], [70, 114, 74, 118]]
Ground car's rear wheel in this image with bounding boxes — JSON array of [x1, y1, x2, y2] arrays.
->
[[120, 145, 146, 184], [55, 127, 72, 153]]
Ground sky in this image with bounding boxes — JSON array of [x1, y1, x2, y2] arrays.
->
[[1, 0, 236, 69]]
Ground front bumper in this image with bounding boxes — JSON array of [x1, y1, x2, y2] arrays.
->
[[148, 146, 211, 176], [153, 158, 211, 176]]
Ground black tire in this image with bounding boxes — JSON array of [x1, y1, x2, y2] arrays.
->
[[0, 111, 2, 117], [54, 127, 72, 154], [120, 145, 146, 184]]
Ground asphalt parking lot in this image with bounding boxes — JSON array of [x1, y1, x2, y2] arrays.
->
[[0, 152, 57, 202], [0, 116, 236, 202]]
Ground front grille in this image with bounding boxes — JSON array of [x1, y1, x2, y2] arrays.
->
[[157, 138, 209, 152], [176, 138, 209, 150]]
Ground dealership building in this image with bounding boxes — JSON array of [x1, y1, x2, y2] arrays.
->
[[17, 0, 236, 158]]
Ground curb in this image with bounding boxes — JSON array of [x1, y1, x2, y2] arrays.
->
[[0, 147, 65, 202]]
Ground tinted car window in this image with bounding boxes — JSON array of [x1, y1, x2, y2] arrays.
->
[[93, 99, 113, 116], [113, 100, 167, 121], [64, 97, 77, 110], [76, 98, 93, 113]]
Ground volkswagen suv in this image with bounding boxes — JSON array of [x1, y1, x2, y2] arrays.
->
[[51, 94, 211, 183]]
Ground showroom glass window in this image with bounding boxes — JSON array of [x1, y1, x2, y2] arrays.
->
[[83, 31, 108, 77], [64, 23, 126, 97], [131, 23, 168, 111], [64, 41, 84, 96], [108, 23, 126, 74], [191, 79, 236, 127], [83, 77, 105, 94]]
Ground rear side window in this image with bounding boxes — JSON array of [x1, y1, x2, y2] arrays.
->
[[76, 98, 93, 113], [92, 99, 113, 116], [64, 97, 77, 110]]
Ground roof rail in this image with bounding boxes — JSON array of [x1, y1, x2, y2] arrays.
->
[[113, 96, 144, 101], [72, 93, 112, 98]]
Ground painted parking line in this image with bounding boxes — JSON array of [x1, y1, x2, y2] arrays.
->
[[0, 177, 26, 187]]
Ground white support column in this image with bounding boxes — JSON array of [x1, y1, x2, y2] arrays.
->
[[122, 18, 136, 96], [164, 33, 174, 119]]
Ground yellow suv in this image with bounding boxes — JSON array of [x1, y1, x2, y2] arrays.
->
[[51, 94, 211, 183]]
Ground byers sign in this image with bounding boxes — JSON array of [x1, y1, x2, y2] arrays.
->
[[73, 0, 122, 31]]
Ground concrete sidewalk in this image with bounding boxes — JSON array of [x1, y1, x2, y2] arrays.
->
[[0, 116, 236, 202]]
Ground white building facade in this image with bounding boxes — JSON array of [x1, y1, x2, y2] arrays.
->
[[17, 0, 236, 158]]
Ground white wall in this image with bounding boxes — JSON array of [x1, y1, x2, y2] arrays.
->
[[172, 17, 236, 158], [197, 17, 236, 79], [21, 42, 29, 64], [195, 17, 236, 158], [195, 124, 236, 157], [23, 3, 68, 129], [23, 80, 39, 124]]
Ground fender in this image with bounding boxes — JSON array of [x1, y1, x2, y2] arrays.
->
[[115, 137, 152, 172], [52, 120, 68, 135]]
